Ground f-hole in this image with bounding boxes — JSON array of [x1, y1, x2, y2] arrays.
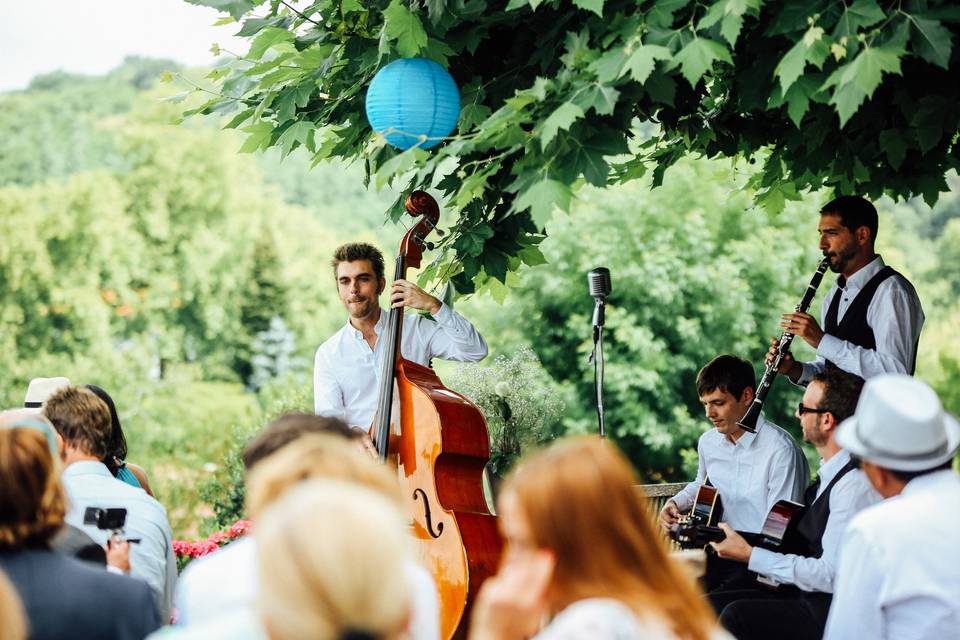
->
[[413, 488, 443, 539]]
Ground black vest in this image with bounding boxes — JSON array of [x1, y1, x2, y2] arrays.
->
[[823, 266, 913, 372], [792, 458, 859, 558], [782, 458, 859, 625]]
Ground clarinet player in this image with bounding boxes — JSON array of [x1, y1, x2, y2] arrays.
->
[[767, 196, 924, 383]]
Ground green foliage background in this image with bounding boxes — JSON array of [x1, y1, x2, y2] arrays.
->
[[2, 57, 958, 536]]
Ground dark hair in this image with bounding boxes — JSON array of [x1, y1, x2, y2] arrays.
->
[[696, 354, 756, 400], [242, 413, 359, 470], [84, 384, 127, 477], [888, 460, 953, 483], [332, 243, 385, 282], [820, 196, 879, 244], [43, 387, 113, 459], [811, 369, 864, 424]]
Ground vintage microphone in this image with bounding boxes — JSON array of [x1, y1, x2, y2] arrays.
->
[[588, 268, 611, 438]]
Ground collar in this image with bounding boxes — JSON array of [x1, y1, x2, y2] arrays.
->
[[839, 255, 885, 291], [346, 307, 387, 339], [730, 416, 763, 447], [62, 460, 113, 479], [901, 469, 958, 496], [817, 449, 851, 486]]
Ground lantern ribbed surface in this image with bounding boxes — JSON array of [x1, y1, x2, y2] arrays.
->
[[365, 58, 461, 150]]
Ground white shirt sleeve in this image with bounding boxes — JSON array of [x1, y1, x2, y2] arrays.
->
[[313, 347, 346, 420], [823, 523, 883, 640], [763, 442, 809, 510], [421, 302, 488, 362], [748, 472, 876, 593]]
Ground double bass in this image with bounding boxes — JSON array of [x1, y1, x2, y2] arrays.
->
[[371, 190, 502, 639]]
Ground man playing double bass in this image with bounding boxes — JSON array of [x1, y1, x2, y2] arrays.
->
[[768, 195, 924, 383], [313, 242, 489, 442]]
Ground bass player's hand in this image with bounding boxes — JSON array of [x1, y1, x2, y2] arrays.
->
[[766, 337, 802, 383]]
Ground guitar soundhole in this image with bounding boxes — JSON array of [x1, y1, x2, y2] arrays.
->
[[413, 488, 443, 539]]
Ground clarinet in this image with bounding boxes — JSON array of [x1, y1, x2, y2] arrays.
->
[[737, 257, 831, 433]]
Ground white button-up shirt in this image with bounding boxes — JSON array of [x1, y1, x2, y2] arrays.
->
[[748, 449, 881, 592], [313, 303, 488, 428], [824, 470, 960, 640], [800, 256, 924, 384], [63, 461, 177, 621], [671, 415, 810, 533]]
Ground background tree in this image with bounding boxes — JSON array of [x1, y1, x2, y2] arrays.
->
[[180, 0, 960, 292]]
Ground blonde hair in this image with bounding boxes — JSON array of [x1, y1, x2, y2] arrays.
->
[[502, 436, 717, 640], [0, 568, 26, 640], [0, 428, 66, 549], [245, 433, 400, 519], [256, 479, 411, 640]]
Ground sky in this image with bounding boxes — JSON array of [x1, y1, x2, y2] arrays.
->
[[0, 0, 248, 92]]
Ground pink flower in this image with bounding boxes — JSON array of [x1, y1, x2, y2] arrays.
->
[[173, 540, 193, 557], [228, 520, 252, 538], [192, 540, 220, 558], [207, 531, 229, 545]]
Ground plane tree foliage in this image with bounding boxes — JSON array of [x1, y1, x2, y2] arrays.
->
[[182, 0, 960, 293]]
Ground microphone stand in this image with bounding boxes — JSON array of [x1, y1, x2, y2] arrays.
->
[[589, 298, 606, 439]]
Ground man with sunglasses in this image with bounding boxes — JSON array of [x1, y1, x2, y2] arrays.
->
[[708, 368, 881, 640]]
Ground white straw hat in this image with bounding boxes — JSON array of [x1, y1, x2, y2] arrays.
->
[[836, 374, 960, 472], [24, 377, 71, 409]]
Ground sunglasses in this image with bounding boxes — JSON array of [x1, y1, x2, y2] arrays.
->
[[797, 403, 829, 416]]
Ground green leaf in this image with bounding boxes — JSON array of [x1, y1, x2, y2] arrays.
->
[[775, 39, 808, 95], [454, 222, 495, 257], [589, 48, 628, 83], [342, 0, 364, 13], [625, 45, 672, 83], [384, 0, 429, 57], [851, 47, 902, 97], [572, 0, 604, 17], [878, 129, 907, 169], [374, 148, 429, 188], [755, 182, 800, 214], [248, 27, 294, 60], [514, 179, 573, 229], [644, 72, 676, 105], [721, 13, 744, 47], [455, 165, 498, 208], [518, 245, 548, 266], [572, 84, 620, 116], [276, 121, 314, 158], [460, 104, 492, 132], [541, 102, 585, 149], [236, 17, 273, 37], [909, 16, 953, 69], [184, 0, 254, 20], [835, 0, 885, 36], [238, 121, 274, 153], [223, 108, 255, 130], [697, 1, 725, 30], [673, 38, 733, 87]]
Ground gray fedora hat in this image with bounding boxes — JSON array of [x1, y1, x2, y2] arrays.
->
[[836, 374, 960, 472]]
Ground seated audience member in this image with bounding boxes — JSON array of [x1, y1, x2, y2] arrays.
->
[[1, 409, 108, 566], [85, 384, 154, 496], [707, 369, 880, 640], [23, 376, 70, 409], [660, 354, 809, 591], [825, 374, 960, 640], [257, 480, 412, 640], [0, 568, 27, 640], [470, 436, 731, 640], [0, 427, 161, 640], [174, 415, 439, 639], [43, 386, 177, 621]]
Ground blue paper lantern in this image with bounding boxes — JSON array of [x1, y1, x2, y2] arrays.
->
[[365, 58, 461, 150]]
